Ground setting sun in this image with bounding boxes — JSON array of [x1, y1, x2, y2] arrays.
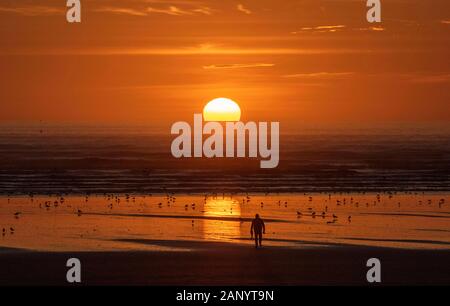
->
[[203, 98, 241, 122]]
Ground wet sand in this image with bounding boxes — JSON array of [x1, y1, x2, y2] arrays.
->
[[0, 240, 449, 285]]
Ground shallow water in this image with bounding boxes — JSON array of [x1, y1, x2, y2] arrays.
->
[[0, 193, 449, 252], [1, 132, 449, 193]]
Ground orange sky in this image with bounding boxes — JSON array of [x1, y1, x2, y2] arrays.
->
[[0, 0, 449, 131]]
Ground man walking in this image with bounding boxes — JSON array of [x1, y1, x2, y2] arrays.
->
[[250, 214, 266, 248]]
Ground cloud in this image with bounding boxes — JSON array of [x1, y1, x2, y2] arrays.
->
[[192, 6, 214, 15], [292, 25, 387, 34], [94, 3, 215, 17], [146, 5, 213, 16], [237, 4, 252, 15], [357, 26, 385, 31], [0, 5, 64, 16], [291, 25, 346, 34], [315, 25, 346, 30], [146, 6, 192, 15], [3, 41, 402, 56], [409, 74, 450, 84], [283, 72, 354, 79], [94, 7, 147, 16], [203, 63, 274, 70], [441, 20, 450, 25]]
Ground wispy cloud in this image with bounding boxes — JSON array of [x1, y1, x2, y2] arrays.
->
[[292, 25, 387, 34], [314, 25, 346, 30], [203, 63, 274, 70], [192, 6, 214, 15], [357, 26, 385, 32], [409, 74, 450, 84], [94, 4, 215, 17], [441, 20, 450, 25], [291, 25, 346, 34], [283, 72, 354, 79], [4, 40, 403, 56], [0, 5, 64, 16], [146, 5, 213, 16], [146, 6, 192, 16], [94, 7, 147, 17], [237, 4, 252, 15]]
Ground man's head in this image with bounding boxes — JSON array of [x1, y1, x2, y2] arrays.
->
[[255, 214, 260, 219]]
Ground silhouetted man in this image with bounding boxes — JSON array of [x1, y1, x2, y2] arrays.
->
[[250, 214, 266, 248]]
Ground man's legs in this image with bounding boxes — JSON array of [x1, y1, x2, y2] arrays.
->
[[254, 234, 258, 248], [258, 233, 263, 247]]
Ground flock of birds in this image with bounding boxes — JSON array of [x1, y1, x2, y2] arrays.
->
[[1, 191, 447, 238]]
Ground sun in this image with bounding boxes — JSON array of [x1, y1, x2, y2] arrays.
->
[[203, 98, 241, 122]]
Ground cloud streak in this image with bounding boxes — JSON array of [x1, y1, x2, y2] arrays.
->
[[292, 25, 346, 34], [203, 63, 274, 70], [94, 7, 148, 16], [0, 2, 215, 18], [409, 74, 450, 84], [292, 24, 387, 34], [237, 4, 252, 15], [283, 72, 355, 79], [5, 46, 389, 56], [357, 26, 385, 32], [146, 6, 194, 16], [0, 5, 64, 16]]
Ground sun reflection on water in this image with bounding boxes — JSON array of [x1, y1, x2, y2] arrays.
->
[[202, 197, 242, 241]]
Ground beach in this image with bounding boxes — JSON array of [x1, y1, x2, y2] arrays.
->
[[1, 242, 449, 285], [0, 193, 449, 285]]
